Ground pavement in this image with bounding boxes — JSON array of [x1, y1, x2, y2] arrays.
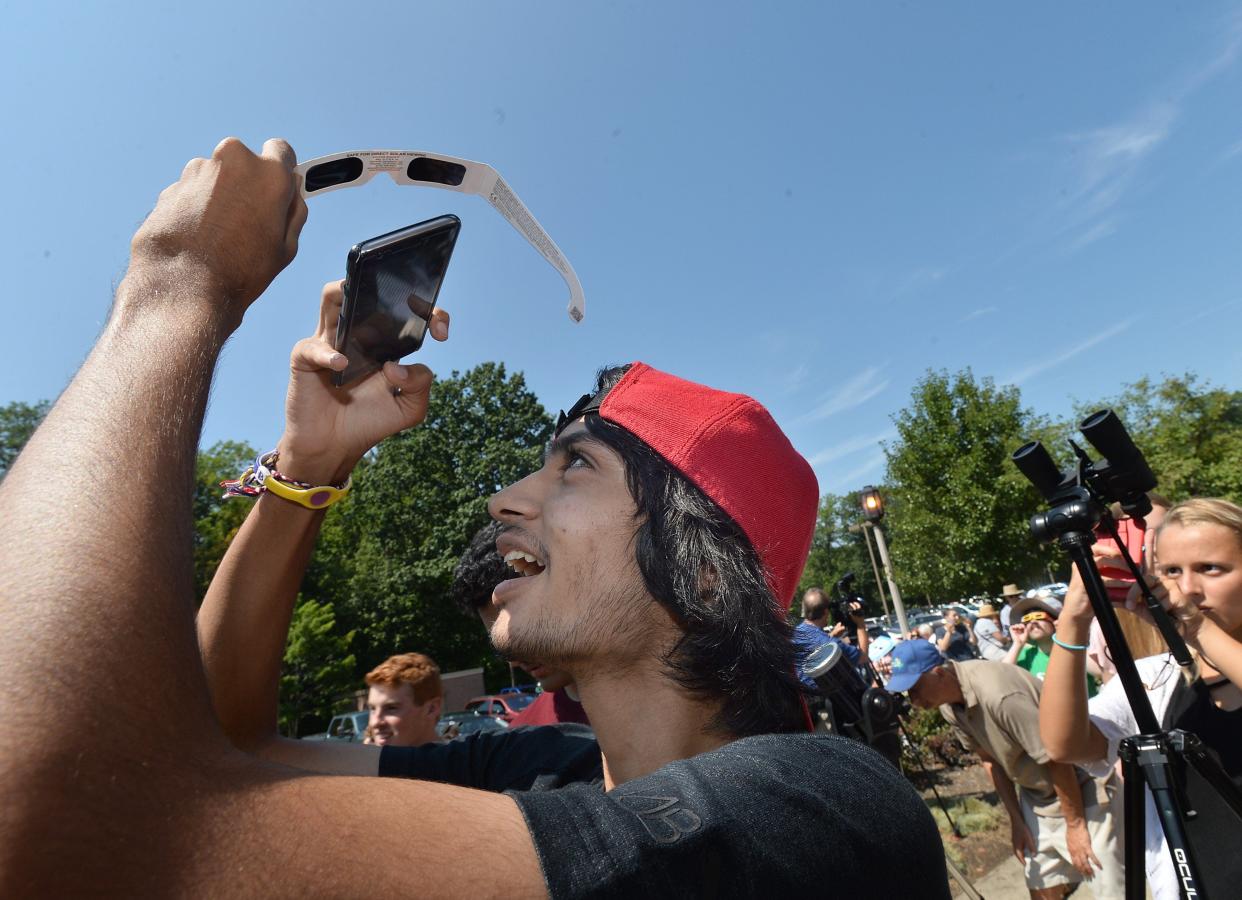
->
[[962, 856, 1107, 899]]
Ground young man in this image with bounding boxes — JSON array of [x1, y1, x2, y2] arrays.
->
[[0, 137, 946, 896], [888, 641, 1122, 899], [451, 522, 589, 727], [364, 652, 445, 746]]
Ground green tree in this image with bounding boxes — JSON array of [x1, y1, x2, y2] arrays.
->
[[882, 369, 1057, 600], [192, 440, 258, 602], [0, 399, 50, 479], [321, 363, 554, 684], [1073, 374, 1242, 504], [279, 598, 357, 736]]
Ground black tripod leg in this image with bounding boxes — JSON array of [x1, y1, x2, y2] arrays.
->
[[1121, 748, 1147, 900], [1129, 737, 1205, 900]]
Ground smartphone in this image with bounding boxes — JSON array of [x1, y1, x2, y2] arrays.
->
[[334, 215, 461, 387], [1094, 516, 1147, 602]]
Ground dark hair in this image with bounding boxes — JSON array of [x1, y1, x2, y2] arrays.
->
[[450, 520, 510, 617], [801, 587, 829, 622], [582, 365, 806, 737]]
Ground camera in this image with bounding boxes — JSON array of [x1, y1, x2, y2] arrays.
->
[[832, 572, 864, 637]]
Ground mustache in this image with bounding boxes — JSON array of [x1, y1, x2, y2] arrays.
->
[[493, 523, 552, 567]]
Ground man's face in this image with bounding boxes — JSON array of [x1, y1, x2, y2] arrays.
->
[[476, 600, 575, 692], [366, 683, 441, 747], [486, 421, 666, 676], [907, 667, 958, 710], [1022, 610, 1055, 642]]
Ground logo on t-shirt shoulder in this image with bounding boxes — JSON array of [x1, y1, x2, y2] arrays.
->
[[617, 794, 703, 844]]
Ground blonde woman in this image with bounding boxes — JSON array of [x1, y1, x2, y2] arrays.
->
[[1039, 498, 1242, 899]]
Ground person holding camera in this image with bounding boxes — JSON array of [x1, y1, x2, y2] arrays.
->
[[1040, 497, 1242, 900], [796, 586, 866, 678], [0, 138, 948, 897]]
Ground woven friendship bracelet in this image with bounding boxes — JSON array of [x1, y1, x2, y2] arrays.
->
[[221, 449, 351, 510]]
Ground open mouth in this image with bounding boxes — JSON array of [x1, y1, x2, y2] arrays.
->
[[503, 549, 547, 577]]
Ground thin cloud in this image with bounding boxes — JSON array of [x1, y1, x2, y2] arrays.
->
[[960, 306, 998, 323], [1221, 137, 1242, 163], [784, 361, 811, 395], [1001, 320, 1134, 386], [833, 453, 887, 488], [806, 428, 897, 468], [795, 366, 890, 424], [1053, 15, 1242, 253], [1067, 217, 1118, 253], [1182, 297, 1242, 326]]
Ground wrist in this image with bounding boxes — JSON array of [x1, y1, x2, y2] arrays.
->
[[1057, 618, 1091, 644], [116, 262, 239, 333], [275, 447, 357, 486]]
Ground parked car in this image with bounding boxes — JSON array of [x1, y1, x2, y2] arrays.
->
[[464, 693, 538, 722], [436, 711, 510, 739], [302, 710, 368, 742]]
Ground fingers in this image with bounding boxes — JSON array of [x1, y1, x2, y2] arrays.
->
[[291, 336, 347, 374], [428, 307, 451, 342], [383, 362, 434, 396], [317, 281, 345, 341], [285, 178, 309, 259], [260, 137, 297, 171]]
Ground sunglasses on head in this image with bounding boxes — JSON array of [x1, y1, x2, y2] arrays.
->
[[295, 149, 585, 323], [1020, 610, 1051, 623]]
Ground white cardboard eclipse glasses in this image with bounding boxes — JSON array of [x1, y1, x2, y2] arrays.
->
[[295, 149, 585, 323]]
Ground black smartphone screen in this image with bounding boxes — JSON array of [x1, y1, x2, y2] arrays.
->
[[335, 215, 460, 386]]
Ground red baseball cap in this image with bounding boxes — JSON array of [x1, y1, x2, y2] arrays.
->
[[564, 362, 819, 610]]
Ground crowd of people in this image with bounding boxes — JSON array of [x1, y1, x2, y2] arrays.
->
[[834, 493, 1241, 899], [0, 137, 1239, 899]]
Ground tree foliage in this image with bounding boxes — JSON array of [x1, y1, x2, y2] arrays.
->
[[279, 598, 356, 736], [882, 369, 1057, 601], [0, 399, 50, 479], [193, 440, 258, 602], [1074, 374, 1242, 504]]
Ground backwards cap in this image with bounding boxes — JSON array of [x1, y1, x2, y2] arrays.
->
[[560, 362, 819, 610]]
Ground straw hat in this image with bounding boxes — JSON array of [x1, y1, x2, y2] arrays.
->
[[1001, 583, 1023, 598], [977, 603, 1000, 619]]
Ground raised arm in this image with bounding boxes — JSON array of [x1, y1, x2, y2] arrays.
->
[[0, 139, 543, 897], [1039, 570, 1109, 763], [196, 280, 447, 774]]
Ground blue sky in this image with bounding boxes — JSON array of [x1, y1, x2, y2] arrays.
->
[[3, 2, 1242, 496]]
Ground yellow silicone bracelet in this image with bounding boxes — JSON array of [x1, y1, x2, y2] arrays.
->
[[262, 472, 352, 510]]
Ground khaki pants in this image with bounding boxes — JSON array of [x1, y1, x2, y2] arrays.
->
[[1019, 778, 1125, 895]]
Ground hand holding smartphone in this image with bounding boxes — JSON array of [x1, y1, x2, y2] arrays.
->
[[334, 215, 461, 387]]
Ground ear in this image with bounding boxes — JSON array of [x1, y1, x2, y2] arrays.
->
[[425, 697, 442, 719]]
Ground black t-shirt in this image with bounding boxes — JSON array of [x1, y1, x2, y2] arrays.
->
[[1173, 680, 1242, 785], [510, 732, 948, 899], [378, 723, 603, 792]]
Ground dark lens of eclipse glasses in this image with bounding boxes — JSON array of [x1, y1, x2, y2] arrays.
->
[[304, 156, 365, 192], [407, 157, 466, 186]]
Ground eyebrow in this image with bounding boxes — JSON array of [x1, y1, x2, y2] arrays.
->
[[543, 429, 604, 464]]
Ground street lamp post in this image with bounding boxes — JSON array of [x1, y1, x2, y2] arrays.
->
[[848, 521, 890, 619], [859, 486, 910, 638]]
